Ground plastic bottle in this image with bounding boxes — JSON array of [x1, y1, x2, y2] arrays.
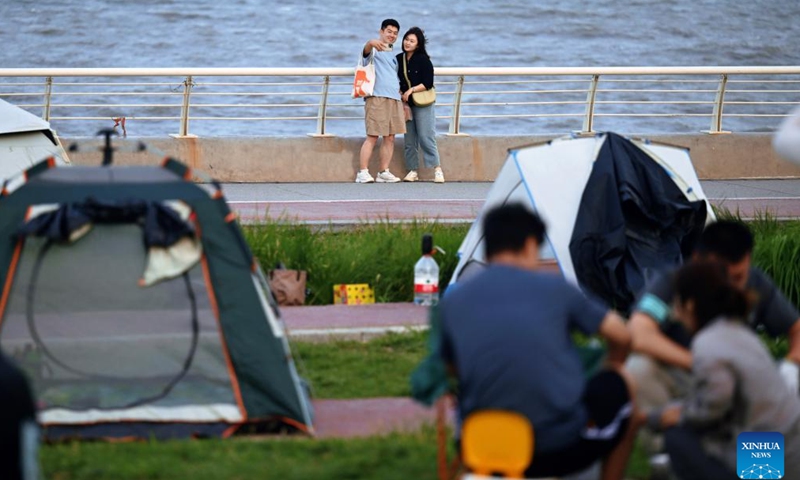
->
[[414, 234, 440, 306]]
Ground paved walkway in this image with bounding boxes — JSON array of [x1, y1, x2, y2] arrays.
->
[[225, 179, 800, 223], [281, 303, 428, 340], [311, 397, 450, 439]]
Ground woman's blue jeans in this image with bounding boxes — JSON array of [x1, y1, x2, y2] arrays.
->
[[404, 103, 441, 170]]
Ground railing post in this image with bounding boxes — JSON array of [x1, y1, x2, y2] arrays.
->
[[706, 74, 730, 134], [43, 76, 53, 122], [309, 75, 334, 137], [579, 74, 600, 135], [173, 76, 196, 138], [447, 75, 469, 136]]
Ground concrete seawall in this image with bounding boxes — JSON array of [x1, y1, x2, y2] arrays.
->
[[63, 133, 800, 182]]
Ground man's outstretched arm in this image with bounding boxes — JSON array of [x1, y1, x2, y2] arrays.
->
[[629, 311, 692, 370], [598, 311, 632, 368]]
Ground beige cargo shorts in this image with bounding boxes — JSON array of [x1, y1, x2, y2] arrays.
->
[[364, 96, 406, 136]]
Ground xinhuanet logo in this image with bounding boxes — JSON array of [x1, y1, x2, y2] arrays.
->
[[738, 432, 785, 479], [741, 441, 781, 457]]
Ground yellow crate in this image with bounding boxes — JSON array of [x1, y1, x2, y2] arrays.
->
[[333, 283, 375, 305]]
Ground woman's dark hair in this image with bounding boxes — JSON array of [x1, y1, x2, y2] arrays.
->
[[402, 27, 429, 57], [673, 261, 752, 330]]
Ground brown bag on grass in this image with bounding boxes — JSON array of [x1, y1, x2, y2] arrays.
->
[[268, 269, 307, 306]]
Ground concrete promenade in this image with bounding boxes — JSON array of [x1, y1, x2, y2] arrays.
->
[[224, 179, 800, 224], [65, 133, 800, 183]]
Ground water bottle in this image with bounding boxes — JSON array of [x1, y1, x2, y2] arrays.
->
[[414, 234, 439, 306]]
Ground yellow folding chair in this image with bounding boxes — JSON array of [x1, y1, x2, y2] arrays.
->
[[461, 410, 534, 479]]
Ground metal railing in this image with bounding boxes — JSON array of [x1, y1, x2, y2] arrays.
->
[[0, 66, 798, 138]]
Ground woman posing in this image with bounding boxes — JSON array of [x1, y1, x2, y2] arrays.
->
[[397, 27, 444, 183]]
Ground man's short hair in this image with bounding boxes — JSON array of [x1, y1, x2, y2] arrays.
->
[[483, 203, 546, 259], [694, 220, 754, 263], [381, 19, 399, 30]]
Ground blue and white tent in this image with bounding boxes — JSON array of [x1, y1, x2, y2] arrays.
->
[[449, 132, 715, 313]]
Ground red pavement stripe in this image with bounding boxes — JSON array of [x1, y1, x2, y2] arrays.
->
[[311, 397, 452, 439], [230, 199, 482, 223], [280, 303, 428, 330], [229, 197, 800, 223], [709, 197, 800, 218]]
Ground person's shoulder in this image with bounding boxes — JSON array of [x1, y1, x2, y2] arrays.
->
[[649, 266, 676, 286], [748, 266, 776, 291], [695, 318, 755, 348], [529, 270, 574, 290]]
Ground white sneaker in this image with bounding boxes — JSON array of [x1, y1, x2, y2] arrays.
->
[[648, 454, 673, 480], [376, 170, 401, 183], [403, 170, 418, 182], [355, 170, 374, 183], [434, 168, 445, 183]]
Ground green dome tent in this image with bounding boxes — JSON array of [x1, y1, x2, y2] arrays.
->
[[0, 157, 313, 440]]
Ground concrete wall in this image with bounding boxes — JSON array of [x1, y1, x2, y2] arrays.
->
[[62, 133, 800, 182]]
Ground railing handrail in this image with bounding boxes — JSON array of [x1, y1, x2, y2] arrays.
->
[[2, 66, 799, 137], [1, 66, 800, 77]]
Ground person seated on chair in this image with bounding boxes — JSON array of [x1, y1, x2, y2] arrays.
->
[[435, 203, 641, 480]]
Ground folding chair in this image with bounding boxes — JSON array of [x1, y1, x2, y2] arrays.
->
[[460, 410, 534, 479]]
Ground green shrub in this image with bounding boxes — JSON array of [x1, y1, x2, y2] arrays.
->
[[243, 220, 470, 305], [243, 213, 800, 323]]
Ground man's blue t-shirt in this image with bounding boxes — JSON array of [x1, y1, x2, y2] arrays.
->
[[362, 49, 401, 100], [438, 264, 608, 454]]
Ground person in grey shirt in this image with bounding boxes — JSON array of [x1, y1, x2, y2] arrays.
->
[[651, 261, 800, 479]]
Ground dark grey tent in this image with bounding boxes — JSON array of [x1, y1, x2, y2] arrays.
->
[[0, 158, 314, 440]]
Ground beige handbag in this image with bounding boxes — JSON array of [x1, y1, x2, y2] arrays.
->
[[402, 54, 436, 107]]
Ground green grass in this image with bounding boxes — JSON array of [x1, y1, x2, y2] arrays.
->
[[41, 428, 450, 480], [40, 216, 800, 479], [39, 331, 651, 479], [243, 220, 470, 305], [40, 423, 651, 480], [293, 330, 428, 398], [244, 215, 800, 312]]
